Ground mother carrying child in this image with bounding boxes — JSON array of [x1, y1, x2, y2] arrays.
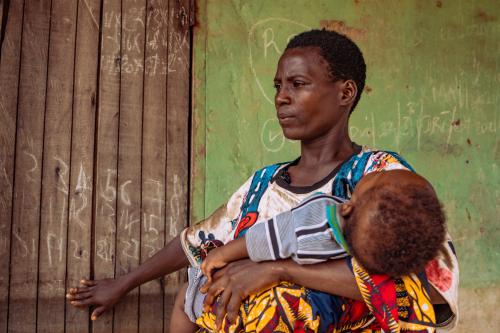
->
[[68, 29, 458, 333]]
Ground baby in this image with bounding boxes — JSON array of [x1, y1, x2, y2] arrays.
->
[[172, 169, 446, 332]]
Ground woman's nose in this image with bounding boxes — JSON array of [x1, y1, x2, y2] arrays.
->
[[275, 87, 291, 106]]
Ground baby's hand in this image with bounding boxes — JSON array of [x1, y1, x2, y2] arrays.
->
[[201, 246, 229, 283]]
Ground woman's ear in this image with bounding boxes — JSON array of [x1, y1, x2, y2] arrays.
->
[[339, 80, 357, 107], [339, 202, 354, 218]]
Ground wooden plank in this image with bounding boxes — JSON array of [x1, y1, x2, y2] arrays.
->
[[138, 0, 168, 331], [65, 0, 101, 332], [36, 0, 78, 332], [0, 2, 3, 39], [191, 0, 207, 223], [0, 1, 24, 332], [8, 0, 51, 331], [92, 0, 122, 331], [164, 0, 191, 330], [0, 1, 7, 59], [113, 0, 146, 332], [0, 1, 4, 54]]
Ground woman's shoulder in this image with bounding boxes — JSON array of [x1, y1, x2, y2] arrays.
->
[[330, 146, 415, 198], [355, 146, 414, 174]]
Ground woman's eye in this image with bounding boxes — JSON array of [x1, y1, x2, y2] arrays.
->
[[274, 83, 281, 91], [293, 81, 305, 87]]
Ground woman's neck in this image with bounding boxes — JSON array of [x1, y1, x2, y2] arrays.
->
[[298, 126, 355, 168], [286, 125, 357, 187]]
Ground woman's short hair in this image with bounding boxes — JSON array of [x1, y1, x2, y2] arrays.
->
[[286, 29, 366, 113]]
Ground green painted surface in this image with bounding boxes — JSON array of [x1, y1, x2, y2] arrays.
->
[[192, 0, 499, 290]]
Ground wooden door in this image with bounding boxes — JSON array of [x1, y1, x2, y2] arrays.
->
[[0, 0, 192, 332]]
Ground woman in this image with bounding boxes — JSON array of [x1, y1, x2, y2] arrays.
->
[[68, 30, 458, 332]]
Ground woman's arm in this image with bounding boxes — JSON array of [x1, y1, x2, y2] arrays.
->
[[279, 259, 361, 299], [202, 257, 447, 328], [67, 235, 189, 320], [200, 258, 361, 328], [67, 175, 255, 321]]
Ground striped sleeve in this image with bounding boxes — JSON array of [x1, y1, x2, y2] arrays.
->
[[246, 194, 348, 265]]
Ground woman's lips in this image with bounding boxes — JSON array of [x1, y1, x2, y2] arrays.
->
[[278, 111, 295, 120], [278, 114, 295, 126]]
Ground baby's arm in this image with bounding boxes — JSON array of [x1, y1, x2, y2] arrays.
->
[[246, 194, 348, 264], [201, 237, 248, 283], [202, 194, 349, 282]]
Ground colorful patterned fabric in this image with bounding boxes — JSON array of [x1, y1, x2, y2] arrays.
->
[[196, 281, 370, 333], [351, 258, 436, 333], [194, 259, 438, 333], [181, 147, 459, 332]]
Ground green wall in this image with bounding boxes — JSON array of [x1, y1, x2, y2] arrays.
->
[[192, 1, 499, 325]]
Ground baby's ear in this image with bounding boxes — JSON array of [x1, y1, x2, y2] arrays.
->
[[338, 202, 353, 218]]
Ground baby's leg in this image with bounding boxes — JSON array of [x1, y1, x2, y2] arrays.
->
[[169, 282, 198, 333]]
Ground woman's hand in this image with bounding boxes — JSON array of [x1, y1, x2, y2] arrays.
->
[[200, 259, 282, 329], [66, 277, 129, 320], [66, 235, 189, 321]]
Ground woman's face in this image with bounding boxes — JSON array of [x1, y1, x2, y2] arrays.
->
[[273, 47, 349, 141]]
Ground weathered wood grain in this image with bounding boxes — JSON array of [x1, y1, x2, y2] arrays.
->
[[164, 0, 191, 330], [65, 0, 101, 332], [113, 0, 146, 332], [8, 0, 51, 331], [0, 1, 24, 332], [92, 0, 122, 333], [92, 0, 122, 332], [37, 1, 78, 332], [0, 1, 192, 331], [138, 0, 169, 332]]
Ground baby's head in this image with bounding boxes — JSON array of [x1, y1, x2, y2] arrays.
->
[[340, 170, 446, 277]]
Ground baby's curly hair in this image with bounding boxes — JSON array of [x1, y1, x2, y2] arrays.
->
[[345, 183, 446, 277], [286, 29, 366, 113]]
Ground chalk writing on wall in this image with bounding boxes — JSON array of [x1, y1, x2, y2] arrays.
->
[[101, 7, 189, 76], [248, 18, 310, 106], [261, 118, 285, 152]]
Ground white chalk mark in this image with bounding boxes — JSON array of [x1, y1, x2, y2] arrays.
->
[[120, 180, 132, 206], [143, 179, 164, 237], [70, 163, 90, 229], [396, 102, 401, 152], [0, 98, 6, 114], [59, 196, 67, 242], [54, 156, 69, 195], [83, 0, 99, 29], [96, 237, 113, 262], [32, 238, 36, 259], [47, 232, 63, 266], [70, 193, 88, 230], [262, 28, 280, 59], [248, 18, 310, 105], [121, 238, 140, 260], [13, 229, 28, 257], [446, 107, 457, 148], [23, 151, 38, 183], [1, 166, 11, 188], [370, 111, 376, 148], [76, 163, 91, 194], [145, 178, 164, 213], [261, 118, 285, 152], [144, 243, 157, 258], [169, 174, 182, 237], [416, 100, 424, 151], [100, 168, 117, 202], [0, 146, 12, 188]]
